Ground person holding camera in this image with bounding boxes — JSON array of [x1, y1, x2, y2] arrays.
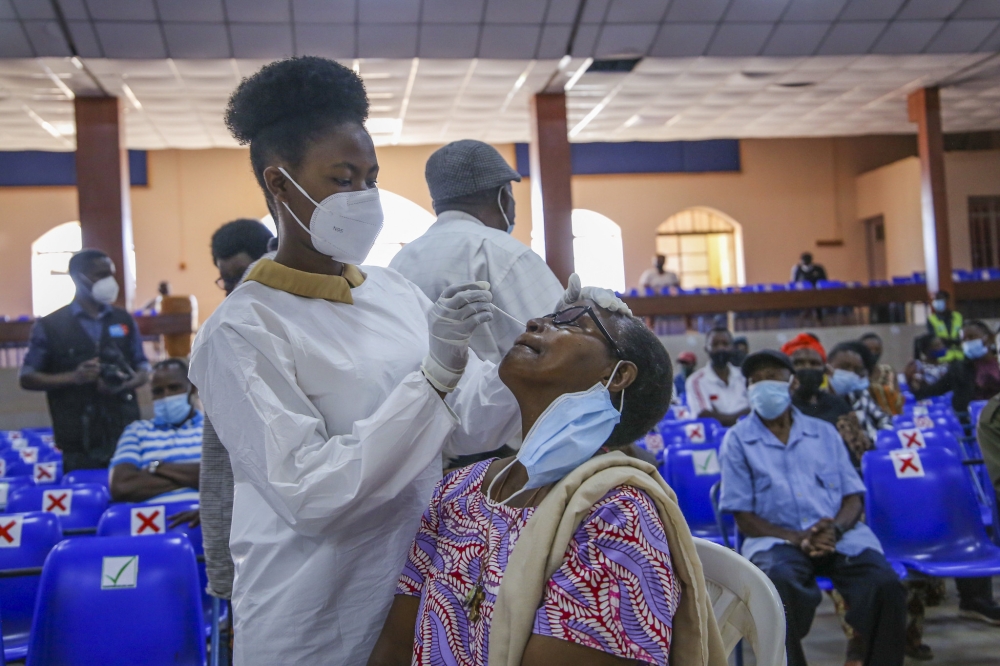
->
[[20, 249, 150, 471]]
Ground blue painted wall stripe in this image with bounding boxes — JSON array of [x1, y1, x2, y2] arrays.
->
[[513, 140, 740, 177], [0, 150, 148, 187]]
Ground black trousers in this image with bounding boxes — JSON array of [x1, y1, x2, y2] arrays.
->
[[752, 545, 906, 666]]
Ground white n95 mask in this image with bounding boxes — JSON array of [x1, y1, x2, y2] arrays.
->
[[277, 167, 384, 265], [89, 276, 119, 305], [486, 361, 625, 508]]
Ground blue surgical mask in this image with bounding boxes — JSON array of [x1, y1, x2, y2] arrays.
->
[[963, 339, 988, 360], [154, 393, 191, 425], [932, 299, 947, 313], [749, 380, 792, 420], [486, 362, 624, 507], [829, 369, 868, 396]]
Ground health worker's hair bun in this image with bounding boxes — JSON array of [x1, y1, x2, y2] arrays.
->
[[225, 56, 369, 145]]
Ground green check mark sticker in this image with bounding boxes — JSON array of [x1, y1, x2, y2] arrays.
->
[[101, 556, 139, 589], [692, 450, 720, 476]]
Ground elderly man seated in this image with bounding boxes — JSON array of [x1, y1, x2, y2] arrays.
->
[[109, 358, 202, 504], [719, 350, 905, 666]]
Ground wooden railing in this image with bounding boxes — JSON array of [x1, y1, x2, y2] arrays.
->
[[622, 281, 999, 317], [0, 313, 193, 345]]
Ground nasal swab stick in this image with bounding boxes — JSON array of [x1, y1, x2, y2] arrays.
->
[[490, 303, 525, 327]]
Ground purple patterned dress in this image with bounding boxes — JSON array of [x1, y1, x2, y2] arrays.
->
[[396, 459, 680, 665]]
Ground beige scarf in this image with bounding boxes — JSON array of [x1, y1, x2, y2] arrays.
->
[[489, 451, 728, 666]]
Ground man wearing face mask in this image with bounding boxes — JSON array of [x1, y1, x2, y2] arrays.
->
[[109, 358, 201, 504], [390, 140, 564, 365], [20, 249, 150, 471], [908, 320, 1000, 415], [720, 350, 906, 666], [685, 326, 750, 427], [926, 290, 964, 362]]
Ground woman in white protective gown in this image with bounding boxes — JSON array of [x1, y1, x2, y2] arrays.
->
[[188, 57, 527, 665]]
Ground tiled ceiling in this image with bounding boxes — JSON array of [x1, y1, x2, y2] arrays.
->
[[1, 53, 999, 151], [2, 0, 999, 60], [1, 0, 999, 151]]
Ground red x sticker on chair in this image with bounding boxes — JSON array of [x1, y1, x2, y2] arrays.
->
[[895, 429, 926, 449], [0, 516, 22, 548], [130, 506, 165, 536], [890, 450, 925, 478], [0, 459, 6, 478], [0, 483, 9, 510], [19, 447, 38, 464], [675, 406, 692, 420], [33, 462, 57, 483], [914, 415, 934, 430], [43, 489, 72, 515], [684, 423, 707, 444], [643, 432, 664, 456]]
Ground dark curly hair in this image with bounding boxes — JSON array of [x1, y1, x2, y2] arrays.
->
[[605, 314, 674, 448], [225, 56, 369, 202], [829, 340, 876, 374], [211, 219, 274, 263]]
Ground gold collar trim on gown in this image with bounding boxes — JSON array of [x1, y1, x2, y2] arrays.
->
[[244, 258, 365, 304]]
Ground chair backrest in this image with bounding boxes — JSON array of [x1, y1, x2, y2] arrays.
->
[[662, 445, 730, 537], [62, 469, 110, 490], [96, 501, 202, 554], [659, 418, 719, 447], [875, 428, 961, 455], [863, 447, 991, 563], [0, 513, 62, 642], [26, 534, 205, 666], [693, 538, 786, 666], [0, 478, 33, 511], [7, 484, 110, 531]]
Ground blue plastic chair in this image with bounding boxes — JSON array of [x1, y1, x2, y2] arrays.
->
[[0, 512, 61, 661], [0, 477, 33, 512], [97, 501, 226, 641], [7, 484, 109, 534], [662, 444, 732, 544], [63, 468, 111, 490], [25, 534, 205, 666], [875, 428, 962, 455], [863, 447, 1000, 578], [969, 400, 989, 428]]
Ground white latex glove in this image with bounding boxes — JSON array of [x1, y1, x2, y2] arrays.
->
[[422, 281, 493, 393], [554, 273, 632, 316]]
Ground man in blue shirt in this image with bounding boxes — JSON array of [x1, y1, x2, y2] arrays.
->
[[109, 359, 201, 504], [20, 249, 150, 471], [720, 350, 905, 666]]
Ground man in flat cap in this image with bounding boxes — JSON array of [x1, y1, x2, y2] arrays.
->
[[391, 140, 563, 365]]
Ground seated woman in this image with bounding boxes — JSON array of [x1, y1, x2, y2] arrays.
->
[[370, 289, 705, 666]]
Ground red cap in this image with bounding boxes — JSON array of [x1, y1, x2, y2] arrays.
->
[[781, 333, 826, 363], [678, 351, 697, 364]]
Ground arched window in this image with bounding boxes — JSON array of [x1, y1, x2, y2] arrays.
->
[[32, 221, 82, 317], [656, 207, 745, 289], [259, 190, 435, 268], [572, 210, 626, 293], [531, 210, 626, 293]]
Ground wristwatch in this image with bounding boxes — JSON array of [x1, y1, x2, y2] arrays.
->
[[146, 460, 162, 476]]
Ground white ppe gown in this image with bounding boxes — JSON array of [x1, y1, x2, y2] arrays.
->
[[188, 265, 520, 665], [389, 210, 564, 364]]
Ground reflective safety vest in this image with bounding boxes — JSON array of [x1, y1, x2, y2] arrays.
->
[[928, 310, 964, 362]]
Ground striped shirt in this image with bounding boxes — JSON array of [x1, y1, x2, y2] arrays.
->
[[109, 411, 203, 502]]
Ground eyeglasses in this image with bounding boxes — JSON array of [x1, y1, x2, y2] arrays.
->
[[215, 277, 237, 291], [543, 306, 623, 359]]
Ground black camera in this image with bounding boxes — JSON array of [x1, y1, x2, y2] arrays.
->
[[99, 345, 131, 389]]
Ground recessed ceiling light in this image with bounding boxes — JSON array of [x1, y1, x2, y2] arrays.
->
[[776, 81, 815, 88]]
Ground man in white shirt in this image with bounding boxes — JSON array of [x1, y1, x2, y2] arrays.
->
[[685, 326, 750, 427], [390, 140, 564, 365], [638, 254, 680, 292]]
